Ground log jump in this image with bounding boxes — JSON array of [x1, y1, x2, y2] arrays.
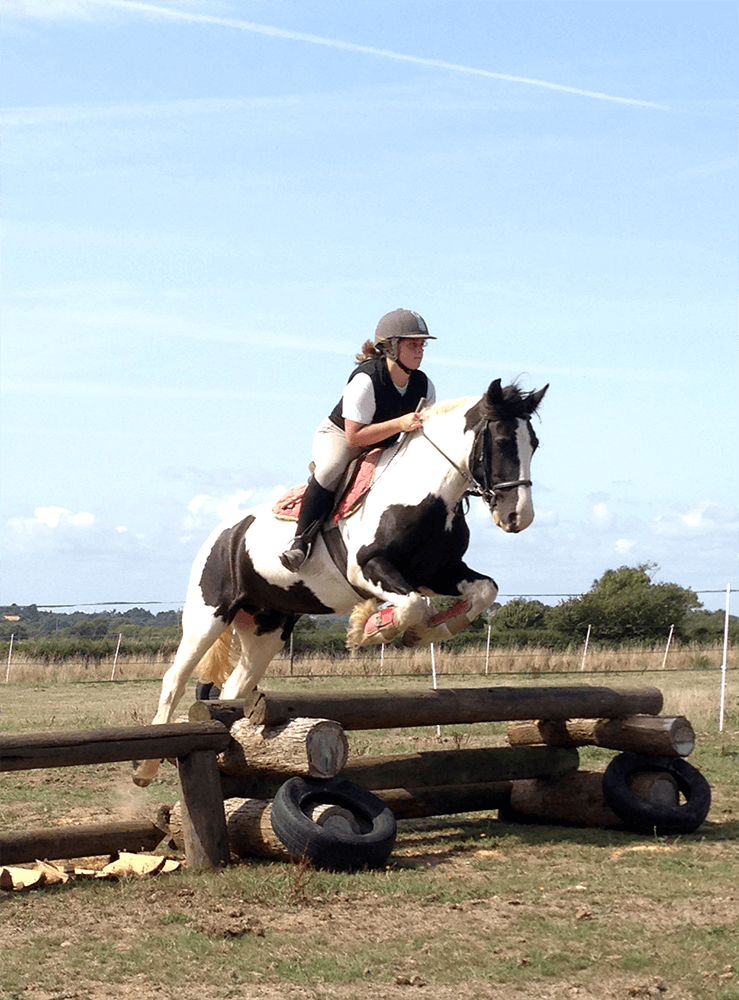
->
[[1, 683, 710, 875]]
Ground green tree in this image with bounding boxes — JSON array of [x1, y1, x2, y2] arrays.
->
[[547, 563, 700, 645]]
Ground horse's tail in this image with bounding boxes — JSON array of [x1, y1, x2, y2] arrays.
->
[[346, 598, 380, 648], [196, 627, 236, 688]]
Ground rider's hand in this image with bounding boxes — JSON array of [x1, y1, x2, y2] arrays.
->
[[401, 411, 423, 433]]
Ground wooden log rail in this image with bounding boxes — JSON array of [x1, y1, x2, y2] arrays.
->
[[190, 685, 664, 731], [507, 716, 695, 757], [0, 722, 232, 871], [219, 744, 579, 801]]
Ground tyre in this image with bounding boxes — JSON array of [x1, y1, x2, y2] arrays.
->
[[195, 682, 220, 701], [602, 752, 711, 835], [270, 776, 397, 871]]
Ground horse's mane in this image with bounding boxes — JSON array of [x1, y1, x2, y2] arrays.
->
[[423, 381, 539, 423]]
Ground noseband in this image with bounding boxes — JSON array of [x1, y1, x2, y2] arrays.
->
[[420, 422, 531, 508]]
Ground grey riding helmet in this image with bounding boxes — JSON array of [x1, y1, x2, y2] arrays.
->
[[374, 309, 436, 359]]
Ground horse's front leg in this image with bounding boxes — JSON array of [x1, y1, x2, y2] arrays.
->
[[348, 556, 431, 647], [402, 567, 498, 647]]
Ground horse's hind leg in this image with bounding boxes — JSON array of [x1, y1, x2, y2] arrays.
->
[[220, 612, 298, 701]]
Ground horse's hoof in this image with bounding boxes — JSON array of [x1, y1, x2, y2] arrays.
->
[[131, 761, 155, 787]]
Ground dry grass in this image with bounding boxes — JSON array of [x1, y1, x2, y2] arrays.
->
[[3, 642, 732, 685]]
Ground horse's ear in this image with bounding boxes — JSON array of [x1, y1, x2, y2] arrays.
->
[[525, 384, 549, 415], [485, 379, 504, 411]]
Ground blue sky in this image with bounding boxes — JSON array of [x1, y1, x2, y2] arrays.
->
[[1, 0, 736, 616]]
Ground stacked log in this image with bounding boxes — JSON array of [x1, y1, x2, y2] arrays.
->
[[506, 716, 695, 757], [173, 686, 702, 859]]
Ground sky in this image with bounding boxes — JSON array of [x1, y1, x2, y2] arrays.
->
[[1, 0, 737, 618]]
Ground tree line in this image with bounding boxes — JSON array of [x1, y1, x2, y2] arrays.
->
[[1, 564, 735, 662]]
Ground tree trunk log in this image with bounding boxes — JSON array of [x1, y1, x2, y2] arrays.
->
[[216, 717, 348, 778], [0, 722, 230, 771], [0, 820, 166, 866], [169, 797, 291, 860], [199, 686, 663, 731], [374, 782, 513, 819], [501, 769, 679, 828], [341, 745, 578, 790], [506, 716, 695, 756], [217, 745, 577, 801]]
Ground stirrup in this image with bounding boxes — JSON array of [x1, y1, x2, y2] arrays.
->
[[280, 520, 321, 572]]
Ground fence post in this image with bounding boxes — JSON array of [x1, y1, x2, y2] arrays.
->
[[660, 624, 674, 670], [485, 621, 492, 675], [110, 634, 123, 681], [580, 625, 591, 672], [719, 584, 731, 732], [5, 634, 14, 683]]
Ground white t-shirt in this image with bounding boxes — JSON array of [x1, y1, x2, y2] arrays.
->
[[342, 373, 436, 425]]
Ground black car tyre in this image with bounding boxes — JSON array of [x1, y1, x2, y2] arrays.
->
[[270, 776, 397, 871], [602, 752, 711, 835]]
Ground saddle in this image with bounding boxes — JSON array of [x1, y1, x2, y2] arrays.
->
[[272, 448, 383, 524]]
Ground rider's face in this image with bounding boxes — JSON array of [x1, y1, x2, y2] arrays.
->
[[398, 338, 426, 369]]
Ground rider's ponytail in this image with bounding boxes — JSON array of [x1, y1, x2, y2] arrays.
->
[[355, 339, 386, 363]]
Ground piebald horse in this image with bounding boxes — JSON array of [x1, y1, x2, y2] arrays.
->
[[133, 379, 547, 786]]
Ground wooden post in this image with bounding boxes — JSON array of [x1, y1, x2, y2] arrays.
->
[[192, 685, 664, 732], [177, 750, 230, 869], [506, 715, 695, 757]]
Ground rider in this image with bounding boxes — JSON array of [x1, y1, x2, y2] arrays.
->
[[280, 308, 437, 572]]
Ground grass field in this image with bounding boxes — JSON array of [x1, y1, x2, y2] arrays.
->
[[1, 669, 737, 1000]]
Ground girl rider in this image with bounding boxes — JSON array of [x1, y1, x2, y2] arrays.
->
[[280, 308, 436, 572]]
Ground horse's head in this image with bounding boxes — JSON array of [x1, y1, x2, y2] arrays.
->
[[465, 379, 548, 533]]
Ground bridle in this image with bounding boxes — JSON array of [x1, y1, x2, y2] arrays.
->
[[419, 420, 532, 508]]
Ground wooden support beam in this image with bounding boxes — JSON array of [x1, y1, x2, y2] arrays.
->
[[0, 722, 231, 771], [190, 686, 663, 731], [0, 820, 166, 866], [374, 782, 513, 819], [507, 716, 695, 756], [217, 744, 578, 800], [341, 745, 578, 789], [177, 750, 230, 869]]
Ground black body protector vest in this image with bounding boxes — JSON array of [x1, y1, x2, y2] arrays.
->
[[328, 358, 429, 449]]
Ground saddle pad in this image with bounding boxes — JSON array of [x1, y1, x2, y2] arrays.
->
[[272, 448, 383, 524]]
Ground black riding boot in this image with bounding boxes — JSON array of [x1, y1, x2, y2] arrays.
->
[[279, 477, 335, 572]]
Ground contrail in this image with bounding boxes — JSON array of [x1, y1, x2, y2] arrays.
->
[[93, 0, 670, 110]]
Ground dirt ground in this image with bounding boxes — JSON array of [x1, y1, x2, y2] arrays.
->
[[2, 680, 737, 1000]]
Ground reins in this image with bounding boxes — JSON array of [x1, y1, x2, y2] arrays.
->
[[419, 423, 531, 507]]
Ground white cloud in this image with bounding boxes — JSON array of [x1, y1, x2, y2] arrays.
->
[[590, 501, 613, 529], [652, 501, 738, 538], [615, 538, 635, 554], [28, 506, 95, 529]]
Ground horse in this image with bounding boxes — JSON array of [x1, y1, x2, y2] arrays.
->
[[132, 378, 547, 786]]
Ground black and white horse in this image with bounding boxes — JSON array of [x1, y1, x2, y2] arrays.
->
[[133, 379, 547, 786]]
